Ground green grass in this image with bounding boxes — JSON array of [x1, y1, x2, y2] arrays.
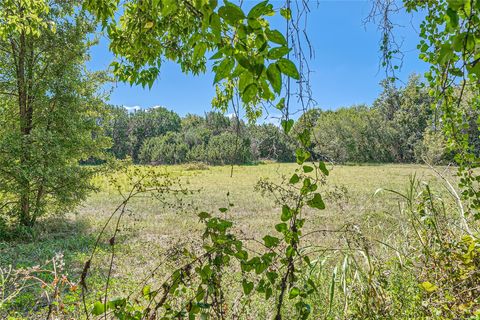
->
[[0, 162, 454, 318]]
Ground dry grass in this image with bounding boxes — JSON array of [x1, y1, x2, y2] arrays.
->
[[0, 162, 455, 318]]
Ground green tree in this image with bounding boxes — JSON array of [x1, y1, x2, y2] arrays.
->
[[128, 107, 181, 161], [207, 132, 252, 165], [0, 0, 109, 226], [105, 105, 131, 159], [139, 132, 188, 164], [250, 123, 295, 162]]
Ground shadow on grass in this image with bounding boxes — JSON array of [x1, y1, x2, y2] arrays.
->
[[0, 216, 113, 318], [0, 216, 97, 268]]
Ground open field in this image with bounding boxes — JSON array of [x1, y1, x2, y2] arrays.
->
[[0, 163, 458, 318]]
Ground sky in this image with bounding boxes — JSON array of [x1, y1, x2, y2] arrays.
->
[[87, 0, 428, 119]]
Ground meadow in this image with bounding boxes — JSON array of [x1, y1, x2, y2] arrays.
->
[[0, 163, 459, 318]]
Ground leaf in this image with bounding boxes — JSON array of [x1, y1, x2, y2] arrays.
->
[[281, 119, 294, 134], [318, 161, 329, 176], [303, 165, 313, 173], [92, 301, 105, 315], [193, 43, 207, 62], [247, 18, 262, 29], [242, 83, 258, 103], [420, 281, 438, 293], [268, 46, 290, 60], [276, 98, 285, 110], [289, 287, 300, 299], [142, 285, 151, 298], [219, 207, 228, 213], [144, 21, 154, 29], [275, 222, 288, 233], [198, 212, 211, 219], [218, 3, 245, 25], [265, 29, 287, 45], [289, 173, 300, 184], [242, 279, 254, 295], [213, 58, 234, 83], [162, 0, 177, 16], [281, 205, 292, 221], [295, 149, 311, 164], [280, 8, 291, 20], [263, 235, 280, 248], [328, 266, 337, 316], [247, 1, 270, 18], [267, 63, 282, 94], [307, 193, 325, 210], [277, 58, 300, 80]]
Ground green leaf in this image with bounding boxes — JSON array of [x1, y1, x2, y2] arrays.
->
[[281, 205, 292, 221], [289, 287, 300, 299], [213, 58, 234, 83], [318, 161, 329, 176], [307, 193, 325, 210], [161, 0, 177, 15], [198, 211, 211, 219], [420, 281, 438, 293], [280, 8, 291, 20], [263, 235, 280, 248], [142, 285, 151, 298], [268, 46, 290, 60], [92, 301, 105, 315], [281, 119, 294, 134], [303, 165, 313, 173], [236, 54, 251, 70], [289, 173, 300, 184], [265, 29, 287, 45], [247, 18, 262, 29], [219, 207, 228, 213], [247, 1, 269, 18], [275, 222, 288, 233], [277, 58, 299, 80], [328, 267, 337, 315], [295, 149, 311, 164], [242, 83, 258, 103], [242, 279, 254, 295], [218, 2, 245, 25], [267, 63, 282, 94], [276, 98, 285, 110], [193, 43, 207, 62]]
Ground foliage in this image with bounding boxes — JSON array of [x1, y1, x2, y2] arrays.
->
[[206, 131, 252, 165], [83, 0, 300, 122], [0, 0, 110, 226], [139, 132, 188, 164]]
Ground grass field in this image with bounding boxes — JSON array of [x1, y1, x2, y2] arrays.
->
[[0, 162, 457, 318]]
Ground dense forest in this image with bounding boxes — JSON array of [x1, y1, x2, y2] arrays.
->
[[105, 75, 479, 165]]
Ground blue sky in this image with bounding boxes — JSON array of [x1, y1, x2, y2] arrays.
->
[[87, 1, 427, 118]]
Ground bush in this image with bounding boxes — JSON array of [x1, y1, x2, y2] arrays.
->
[[139, 132, 188, 164], [206, 132, 252, 165]]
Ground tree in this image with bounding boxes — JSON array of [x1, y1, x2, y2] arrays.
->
[[0, 0, 109, 226], [250, 123, 295, 162], [105, 105, 131, 159], [139, 132, 188, 164], [207, 132, 252, 165], [128, 107, 181, 161]]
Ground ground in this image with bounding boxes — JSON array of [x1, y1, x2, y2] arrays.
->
[[0, 162, 454, 318]]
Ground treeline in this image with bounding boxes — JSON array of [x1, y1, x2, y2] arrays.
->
[[105, 107, 295, 165], [105, 75, 479, 165], [298, 75, 479, 164]]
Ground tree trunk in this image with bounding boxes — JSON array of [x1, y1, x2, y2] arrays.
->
[[15, 30, 34, 226]]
